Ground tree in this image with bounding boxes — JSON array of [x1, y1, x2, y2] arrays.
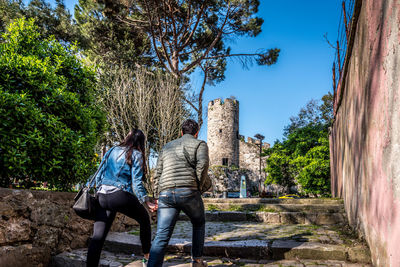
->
[[264, 142, 293, 188], [94, 0, 280, 128], [99, 66, 188, 152], [0, 18, 105, 189], [74, 0, 152, 67], [265, 93, 332, 196], [291, 136, 330, 196], [98, 65, 189, 194], [284, 92, 333, 136], [0, 0, 83, 45]]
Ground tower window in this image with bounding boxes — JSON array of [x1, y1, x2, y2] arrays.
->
[[222, 158, 229, 166], [219, 129, 222, 133], [236, 131, 239, 139]]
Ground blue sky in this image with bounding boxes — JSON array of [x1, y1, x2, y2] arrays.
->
[[59, 0, 341, 144]]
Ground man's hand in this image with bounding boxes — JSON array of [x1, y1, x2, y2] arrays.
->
[[146, 200, 158, 212]]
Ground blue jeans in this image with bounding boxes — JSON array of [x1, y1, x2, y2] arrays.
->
[[148, 187, 205, 267]]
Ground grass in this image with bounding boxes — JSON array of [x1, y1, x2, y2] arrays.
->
[[206, 204, 282, 213], [256, 206, 278, 213], [128, 230, 140, 236], [206, 204, 221, 211], [227, 204, 244, 211]]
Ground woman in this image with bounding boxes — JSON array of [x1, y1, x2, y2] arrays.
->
[[87, 129, 157, 267]]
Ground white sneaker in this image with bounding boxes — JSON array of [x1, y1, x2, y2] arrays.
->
[[191, 259, 208, 267]]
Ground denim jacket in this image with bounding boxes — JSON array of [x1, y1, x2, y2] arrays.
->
[[93, 146, 148, 203]]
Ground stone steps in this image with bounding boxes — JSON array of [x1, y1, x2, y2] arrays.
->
[[204, 203, 344, 213], [51, 198, 371, 266], [179, 210, 345, 225], [100, 231, 369, 263], [51, 248, 371, 266], [203, 198, 344, 205], [96, 221, 370, 263]]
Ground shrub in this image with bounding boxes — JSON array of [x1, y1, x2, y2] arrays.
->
[[0, 18, 105, 190]]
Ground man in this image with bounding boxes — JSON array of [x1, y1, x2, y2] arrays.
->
[[148, 119, 209, 267]]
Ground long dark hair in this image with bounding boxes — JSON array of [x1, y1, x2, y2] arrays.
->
[[119, 129, 147, 179]]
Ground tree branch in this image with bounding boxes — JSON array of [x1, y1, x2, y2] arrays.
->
[[180, 5, 231, 74], [179, 2, 206, 50]]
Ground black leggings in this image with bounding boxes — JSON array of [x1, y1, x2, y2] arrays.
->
[[86, 190, 151, 267]]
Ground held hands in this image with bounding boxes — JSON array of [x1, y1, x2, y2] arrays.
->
[[145, 199, 158, 212]]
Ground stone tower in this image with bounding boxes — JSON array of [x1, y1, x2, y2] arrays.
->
[[207, 98, 239, 167]]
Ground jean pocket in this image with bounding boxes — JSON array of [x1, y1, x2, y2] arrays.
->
[[178, 190, 198, 199]]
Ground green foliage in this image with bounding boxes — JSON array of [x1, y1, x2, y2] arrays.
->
[[227, 204, 243, 211], [206, 204, 220, 211], [284, 92, 333, 137], [0, 0, 83, 45], [264, 143, 293, 187], [0, 18, 105, 190], [265, 94, 332, 197], [74, 0, 151, 67]]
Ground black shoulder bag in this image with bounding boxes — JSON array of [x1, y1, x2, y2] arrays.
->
[[73, 147, 114, 220]]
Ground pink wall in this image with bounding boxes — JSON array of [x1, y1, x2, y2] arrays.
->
[[330, 0, 400, 266]]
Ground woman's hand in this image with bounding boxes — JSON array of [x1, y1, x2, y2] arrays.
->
[[146, 200, 158, 212]]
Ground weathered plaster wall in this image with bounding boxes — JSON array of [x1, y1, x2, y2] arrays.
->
[[330, 1, 400, 266], [0, 188, 138, 267]]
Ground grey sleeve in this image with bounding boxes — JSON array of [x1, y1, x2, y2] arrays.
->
[[196, 142, 210, 189], [153, 150, 164, 198]]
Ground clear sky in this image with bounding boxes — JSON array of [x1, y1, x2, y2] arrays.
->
[[194, 1, 342, 144], [59, 0, 341, 144]]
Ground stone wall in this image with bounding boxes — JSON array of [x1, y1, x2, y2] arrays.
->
[[330, 0, 400, 266], [209, 166, 259, 196], [239, 137, 269, 186], [0, 188, 138, 267], [207, 98, 239, 167]]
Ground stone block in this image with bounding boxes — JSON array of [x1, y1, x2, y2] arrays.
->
[[33, 226, 60, 249], [265, 212, 281, 224], [30, 199, 67, 228], [315, 213, 345, 225], [111, 214, 139, 232], [205, 211, 220, 221], [0, 217, 32, 245], [249, 212, 264, 222], [280, 212, 305, 224], [271, 240, 347, 261], [103, 232, 143, 255], [217, 211, 247, 221], [347, 246, 371, 263], [0, 244, 50, 267], [201, 240, 271, 259], [304, 213, 318, 225]]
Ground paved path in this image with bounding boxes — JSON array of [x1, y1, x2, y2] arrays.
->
[[51, 199, 371, 266], [54, 249, 371, 267], [129, 221, 350, 245]]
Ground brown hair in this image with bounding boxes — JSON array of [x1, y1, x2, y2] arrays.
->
[[119, 129, 147, 179]]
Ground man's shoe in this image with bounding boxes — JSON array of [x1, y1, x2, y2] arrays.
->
[[191, 259, 207, 267]]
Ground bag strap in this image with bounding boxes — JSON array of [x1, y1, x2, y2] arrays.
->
[[87, 146, 115, 189]]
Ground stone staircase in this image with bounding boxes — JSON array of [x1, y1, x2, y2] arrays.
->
[[51, 198, 371, 266], [186, 198, 346, 225]]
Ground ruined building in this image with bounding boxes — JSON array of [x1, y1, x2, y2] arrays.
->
[[207, 98, 269, 195]]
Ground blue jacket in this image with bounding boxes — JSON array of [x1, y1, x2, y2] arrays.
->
[[94, 146, 148, 203]]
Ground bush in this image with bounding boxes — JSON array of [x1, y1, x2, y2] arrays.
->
[[0, 18, 105, 190], [265, 125, 331, 196]]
